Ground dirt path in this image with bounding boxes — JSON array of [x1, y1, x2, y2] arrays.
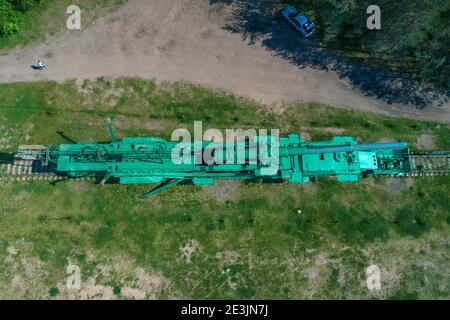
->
[[0, 0, 448, 122]]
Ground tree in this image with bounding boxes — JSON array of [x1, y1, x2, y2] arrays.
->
[[0, 0, 20, 36]]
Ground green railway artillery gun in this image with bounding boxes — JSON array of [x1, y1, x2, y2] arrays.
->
[[0, 120, 449, 198]]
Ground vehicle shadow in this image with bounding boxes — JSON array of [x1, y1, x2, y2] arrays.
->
[[210, 0, 449, 109], [30, 65, 47, 70]]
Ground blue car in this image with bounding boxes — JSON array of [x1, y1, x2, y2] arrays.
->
[[279, 6, 315, 37]]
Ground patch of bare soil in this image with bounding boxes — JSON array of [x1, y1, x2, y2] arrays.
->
[[321, 127, 346, 134], [301, 132, 312, 141], [206, 180, 242, 202], [385, 178, 406, 196], [416, 134, 436, 150], [215, 250, 239, 265], [53, 256, 172, 300], [180, 239, 201, 264]]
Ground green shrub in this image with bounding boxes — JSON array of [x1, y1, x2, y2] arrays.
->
[[395, 208, 430, 238], [0, 0, 43, 36], [0, 0, 21, 36], [360, 215, 389, 242], [9, 0, 41, 13], [2, 21, 19, 34], [94, 225, 113, 246], [113, 286, 121, 295], [49, 287, 59, 297]]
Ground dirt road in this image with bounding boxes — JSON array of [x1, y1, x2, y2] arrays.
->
[[0, 0, 448, 122]]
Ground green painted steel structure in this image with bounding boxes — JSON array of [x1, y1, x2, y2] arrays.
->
[[16, 122, 413, 197]]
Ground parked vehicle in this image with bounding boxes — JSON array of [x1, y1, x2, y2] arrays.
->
[[31, 61, 48, 70], [279, 6, 315, 37]]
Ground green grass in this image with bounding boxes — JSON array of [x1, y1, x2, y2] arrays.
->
[[0, 78, 449, 299], [0, 0, 124, 51]]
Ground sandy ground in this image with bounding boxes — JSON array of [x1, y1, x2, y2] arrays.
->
[[0, 0, 449, 122]]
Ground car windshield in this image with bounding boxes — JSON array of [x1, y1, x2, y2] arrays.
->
[[288, 11, 298, 19], [290, 14, 303, 29]]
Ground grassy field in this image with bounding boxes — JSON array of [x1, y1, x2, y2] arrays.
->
[[0, 78, 449, 299], [0, 0, 124, 51]]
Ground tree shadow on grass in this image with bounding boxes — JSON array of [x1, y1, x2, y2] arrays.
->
[[210, 0, 449, 109]]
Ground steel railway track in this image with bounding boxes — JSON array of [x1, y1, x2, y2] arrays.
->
[[1, 152, 448, 183], [0, 159, 95, 182], [406, 152, 450, 177]]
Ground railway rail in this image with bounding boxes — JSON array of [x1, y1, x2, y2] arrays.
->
[[1, 151, 448, 183], [0, 157, 95, 182], [407, 152, 450, 177]]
